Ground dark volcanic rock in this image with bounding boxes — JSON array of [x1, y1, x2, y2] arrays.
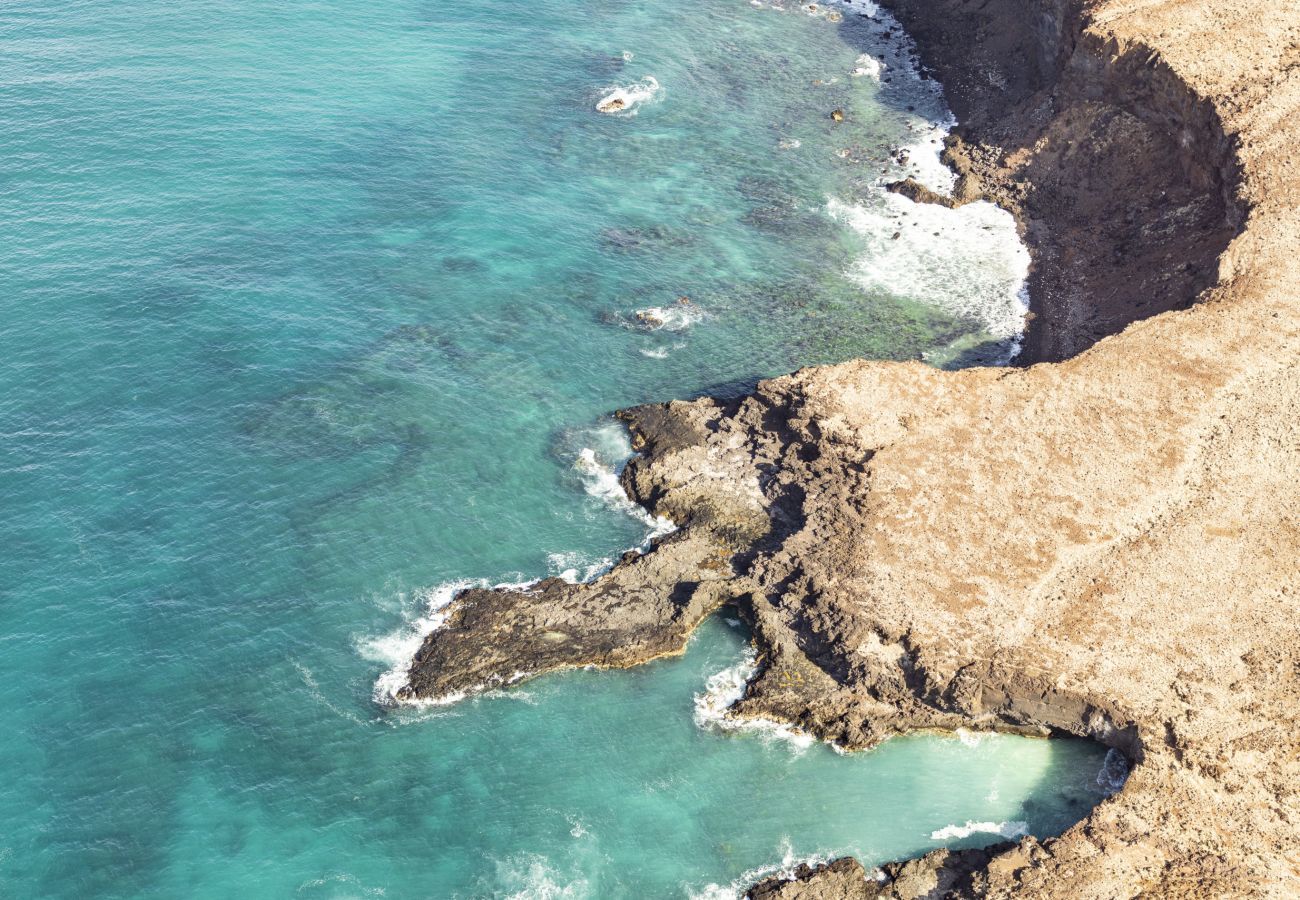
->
[[398, 529, 745, 701]]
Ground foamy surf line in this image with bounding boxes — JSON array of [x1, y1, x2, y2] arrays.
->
[[360, 578, 498, 707], [827, 193, 1031, 361], [595, 75, 661, 116], [929, 820, 1029, 842], [363, 420, 676, 707], [571, 419, 676, 539], [687, 839, 841, 900], [746, 0, 1029, 359], [693, 645, 818, 752]]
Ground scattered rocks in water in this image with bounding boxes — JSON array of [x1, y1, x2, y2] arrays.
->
[[594, 75, 661, 116], [633, 302, 702, 331], [830, 108, 845, 122], [833, 144, 874, 164]]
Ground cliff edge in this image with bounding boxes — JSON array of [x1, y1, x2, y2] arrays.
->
[[400, 0, 1300, 895]]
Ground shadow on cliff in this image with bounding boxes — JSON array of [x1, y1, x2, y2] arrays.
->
[[838, 0, 1243, 364]]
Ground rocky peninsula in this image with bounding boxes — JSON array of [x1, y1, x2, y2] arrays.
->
[[399, 0, 1300, 895]]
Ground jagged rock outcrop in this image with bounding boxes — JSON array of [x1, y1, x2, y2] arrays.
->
[[400, 0, 1300, 895], [747, 846, 1014, 899]]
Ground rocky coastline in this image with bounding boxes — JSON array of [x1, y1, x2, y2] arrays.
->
[[399, 0, 1300, 895]]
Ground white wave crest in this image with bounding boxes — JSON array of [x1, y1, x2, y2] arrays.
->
[[929, 820, 1029, 842], [631, 303, 704, 332], [687, 839, 836, 900], [955, 727, 992, 747], [547, 551, 614, 584], [492, 853, 588, 900], [850, 53, 883, 80], [827, 194, 1030, 356], [571, 421, 676, 540], [693, 648, 815, 751], [595, 75, 661, 116], [360, 580, 478, 706]]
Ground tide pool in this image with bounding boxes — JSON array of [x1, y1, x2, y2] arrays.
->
[[0, 0, 1088, 896]]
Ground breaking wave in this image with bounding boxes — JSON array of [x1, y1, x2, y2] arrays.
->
[[362, 418, 673, 706], [687, 839, 839, 900], [827, 194, 1030, 357], [693, 646, 816, 751], [491, 853, 589, 900], [595, 75, 661, 116], [570, 419, 676, 539], [359, 579, 483, 706], [929, 820, 1029, 842]]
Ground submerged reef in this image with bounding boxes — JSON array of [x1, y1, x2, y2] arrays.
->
[[399, 0, 1300, 895]]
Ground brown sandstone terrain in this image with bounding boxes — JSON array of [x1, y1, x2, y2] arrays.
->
[[399, 0, 1300, 895]]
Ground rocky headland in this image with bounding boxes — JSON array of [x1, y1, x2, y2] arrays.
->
[[399, 0, 1300, 895]]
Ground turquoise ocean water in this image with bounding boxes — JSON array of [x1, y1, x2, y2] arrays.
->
[[0, 0, 1105, 896]]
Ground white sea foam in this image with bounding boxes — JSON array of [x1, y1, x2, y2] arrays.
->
[[850, 53, 883, 80], [800, 3, 844, 21], [687, 839, 835, 900], [894, 117, 958, 195], [360, 580, 478, 706], [838, 0, 881, 15], [566, 815, 589, 839], [693, 647, 816, 751], [364, 419, 674, 708], [595, 75, 661, 116], [546, 550, 613, 584], [929, 820, 1029, 842], [296, 872, 387, 897], [492, 853, 589, 900], [955, 727, 992, 747], [837, 1, 955, 194], [639, 340, 687, 360], [827, 194, 1030, 358], [631, 303, 705, 332], [571, 420, 676, 540], [362, 576, 542, 710]]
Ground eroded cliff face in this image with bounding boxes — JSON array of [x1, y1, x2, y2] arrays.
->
[[399, 0, 1300, 895], [879, 0, 1243, 363]]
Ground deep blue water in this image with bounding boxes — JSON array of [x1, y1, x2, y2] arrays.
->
[[0, 0, 1096, 896]]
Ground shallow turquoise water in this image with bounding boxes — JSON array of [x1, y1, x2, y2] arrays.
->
[[1, 0, 1095, 896]]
